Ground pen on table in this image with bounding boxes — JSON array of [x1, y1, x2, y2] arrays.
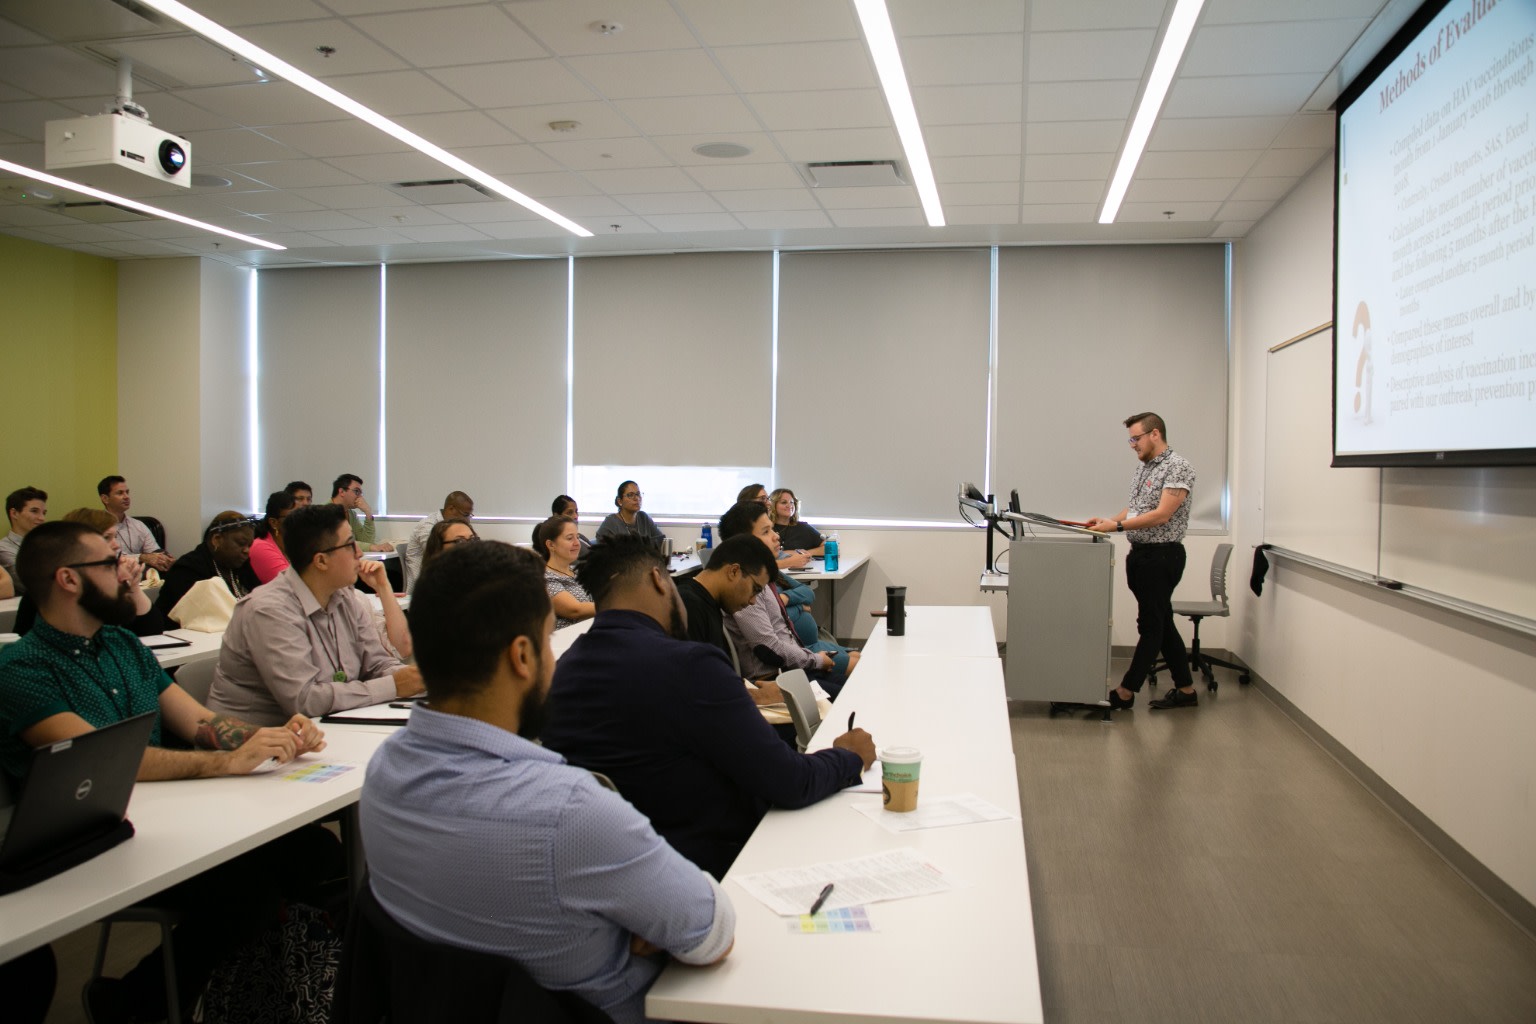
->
[[388, 702, 416, 709], [808, 883, 834, 917]]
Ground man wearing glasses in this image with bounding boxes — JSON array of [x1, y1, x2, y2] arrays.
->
[[330, 473, 394, 552], [1086, 412, 1199, 710], [209, 503, 423, 726]]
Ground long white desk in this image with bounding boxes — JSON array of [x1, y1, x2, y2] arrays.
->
[[647, 606, 1042, 1024], [0, 726, 391, 963], [150, 628, 225, 669], [0, 595, 18, 632]]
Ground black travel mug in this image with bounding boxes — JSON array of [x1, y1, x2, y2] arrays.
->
[[886, 586, 906, 636]]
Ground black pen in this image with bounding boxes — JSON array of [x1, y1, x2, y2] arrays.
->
[[848, 711, 856, 731], [808, 882, 834, 916], [388, 702, 416, 709]]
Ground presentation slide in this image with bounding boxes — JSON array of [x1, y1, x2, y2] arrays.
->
[[1335, 0, 1536, 464]]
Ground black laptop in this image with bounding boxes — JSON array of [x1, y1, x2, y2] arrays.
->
[[0, 711, 156, 894]]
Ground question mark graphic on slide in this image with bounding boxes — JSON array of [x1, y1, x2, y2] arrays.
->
[[1352, 300, 1373, 424]]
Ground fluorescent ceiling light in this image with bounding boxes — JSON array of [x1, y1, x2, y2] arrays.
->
[[136, 0, 593, 239], [0, 157, 285, 250], [853, 0, 945, 227], [1099, 0, 1208, 224]]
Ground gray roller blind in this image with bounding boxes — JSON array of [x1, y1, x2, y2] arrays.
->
[[257, 266, 380, 503], [993, 245, 1227, 529], [573, 253, 772, 468], [776, 250, 992, 521], [385, 260, 568, 516]]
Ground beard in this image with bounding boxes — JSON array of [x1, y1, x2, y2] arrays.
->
[[517, 651, 551, 740], [79, 573, 139, 627], [666, 601, 688, 641]]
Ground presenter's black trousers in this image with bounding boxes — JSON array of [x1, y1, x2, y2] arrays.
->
[[1121, 542, 1194, 692]]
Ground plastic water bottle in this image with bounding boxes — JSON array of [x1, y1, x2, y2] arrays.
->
[[701, 524, 713, 550], [824, 532, 839, 572]]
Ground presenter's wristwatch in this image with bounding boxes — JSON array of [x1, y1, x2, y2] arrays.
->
[[1116, 521, 1124, 532]]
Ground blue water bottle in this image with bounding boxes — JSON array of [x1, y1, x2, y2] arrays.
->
[[701, 524, 713, 550], [824, 532, 839, 573]]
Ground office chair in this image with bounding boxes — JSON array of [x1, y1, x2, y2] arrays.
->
[[135, 516, 167, 553], [171, 658, 217, 706], [89, 906, 185, 1024], [333, 882, 613, 1024], [776, 669, 821, 753], [1148, 543, 1251, 692]]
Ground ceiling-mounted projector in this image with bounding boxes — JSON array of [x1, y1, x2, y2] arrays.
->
[[45, 112, 191, 191]]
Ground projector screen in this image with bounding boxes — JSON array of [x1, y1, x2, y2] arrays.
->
[[1334, 0, 1536, 467]]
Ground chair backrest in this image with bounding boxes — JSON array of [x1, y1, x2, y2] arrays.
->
[[776, 669, 820, 753], [1208, 543, 1235, 608], [334, 883, 613, 1024], [173, 658, 218, 705], [135, 516, 167, 552], [395, 542, 410, 588]]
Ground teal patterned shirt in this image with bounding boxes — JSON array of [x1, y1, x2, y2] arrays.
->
[[0, 619, 171, 780]]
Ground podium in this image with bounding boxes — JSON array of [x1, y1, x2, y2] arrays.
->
[[1003, 529, 1115, 708]]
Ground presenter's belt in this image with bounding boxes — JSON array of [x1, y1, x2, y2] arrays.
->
[[1128, 541, 1183, 548]]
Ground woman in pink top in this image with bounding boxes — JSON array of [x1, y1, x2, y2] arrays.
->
[[248, 490, 294, 584]]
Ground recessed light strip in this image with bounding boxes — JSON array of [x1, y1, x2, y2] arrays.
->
[[0, 157, 285, 250], [1098, 0, 1208, 224], [137, 0, 593, 238], [853, 0, 945, 227]]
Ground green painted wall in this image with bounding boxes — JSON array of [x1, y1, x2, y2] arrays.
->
[[0, 235, 117, 522]]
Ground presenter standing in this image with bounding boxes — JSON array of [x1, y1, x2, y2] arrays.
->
[[1086, 412, 1199, 710]]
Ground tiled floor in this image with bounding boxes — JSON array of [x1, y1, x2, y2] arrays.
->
[[1014, 667, 1536, 1023]]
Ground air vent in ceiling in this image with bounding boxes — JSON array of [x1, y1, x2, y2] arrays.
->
[[800, 160, 907, 188], [58, 201, 153, 223], [389, 179, 497, 204]]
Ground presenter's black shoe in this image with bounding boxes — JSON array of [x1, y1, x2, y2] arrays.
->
[[1107, 689, 1135, 710], [1149, 687, 1199, 710]]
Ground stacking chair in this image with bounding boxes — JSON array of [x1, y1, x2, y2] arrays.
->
[[171, 658, 218, 706], [1148, 542, 1251, 692], [776, 669, 821, 753]]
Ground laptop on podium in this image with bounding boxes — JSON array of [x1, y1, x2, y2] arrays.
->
[[0, 711, 156, 894]]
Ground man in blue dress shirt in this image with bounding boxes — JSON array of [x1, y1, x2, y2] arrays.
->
[[360, 541, 734, 1024], [542, 536, 876, 880]]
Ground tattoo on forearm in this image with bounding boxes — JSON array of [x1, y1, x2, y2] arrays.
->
[[194, 714, 258, 750]]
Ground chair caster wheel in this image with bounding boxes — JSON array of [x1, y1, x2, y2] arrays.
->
[[1207, 680, 1218, 693], [1238, 673, 1251, 685]]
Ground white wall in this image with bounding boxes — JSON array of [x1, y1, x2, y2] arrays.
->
[[1231, 159, 1536, 908], [199, 260, 251, 521]]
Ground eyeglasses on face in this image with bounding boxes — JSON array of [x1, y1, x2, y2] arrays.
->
[[65, 554, 123, 572], [1127, 432, 1150, 445], [318, 537, 360, 556], [622, 491, 642, 500], [441, 534, 477, 547]]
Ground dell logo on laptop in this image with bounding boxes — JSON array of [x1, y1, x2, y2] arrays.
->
[[75, 779, 93, 800]]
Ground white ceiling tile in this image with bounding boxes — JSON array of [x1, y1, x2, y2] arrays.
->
[[1030, 0, 1164, 32], [1025, 120, 1125, 153], [579, 167, 696, 194], [452, 144, 564, 175], [1203, 0, 1383, 26], [652, 133, 781, 166], [184, 129, 299, 165], [935, 155, 1021, 183], [1212, 221, 1255, 237], [485, 171, 601, 198], [0, 204, 85, 228], [615, 95, 761, 136], [106, 238, 195, 256], [350, 7, 545, 67], [176, 0, 331, 26], [534, 136, 669, 170], [714, 188, 820, 212], [116, 93, 239, 134], [508, 0, 698, 55], [564, 52, 734, 99], [429, 61, 595, 109], [287, 183, 410, 208], [487, 102, 635, 142], [1028, 30, 1154, 83], [901, 35, 1023, 87], [342, 206, 454, 227], [395, 223, 490, 243], [814, 185, 917, 210], [1183, 21, 1369, 77], [1026, 80, 1137, 121], [0, 45, 125, 98], [104, 36, 261, 90], [940, 182, 1020, 205], [1024, 152, 1114, 181], [618, 192, 724, 215], [535, 195, 629, 216], [310, 226, 415, 245], [714, 41, 876, 93], [0, 98, 101, 138], [1273, 113, 1335, 148], [925, 123, 1021, 157], [435, 200, 546, 224], [748, 90, 888, 132], [888, 0, 1026, 35], [259, 119, 409, 158], [1135, 149, 1260, 178], [1248, 147, 1328, 177], [828, 207, 923, 227], [684, 162, 803, 190], [735, 209, 833, 230], [1150, 115, 1288, 151], [394, 110, 521, 149], [176, 82, 340, 126], [946, 204, 1020, 225], [242, 20, 408, 77], [1227, 176, 1303, 201], [641, 212, 741, 232], [914, 84, 1023, 125], [1021, 180, 1104, 204], [773, 126, 902, 162], [1115, 202, 1222, 222], [321, 151, 450, 182], [1125, 178, 1239, 203], [1215, 199, 1278, 221], [322, 70, 469, 116], [214, 190, 322, 215], [1162, 74, 1320, 118], [675, 0, 858, 46], [263, 209, 373, 231], [226, 158, 364, 188], [557, 215, 654, 236]]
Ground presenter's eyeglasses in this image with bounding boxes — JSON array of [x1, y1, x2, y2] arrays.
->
[[1127, 432, 1150, 445]]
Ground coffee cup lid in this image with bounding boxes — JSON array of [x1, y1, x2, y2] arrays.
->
[[879, 746, 922, 764]]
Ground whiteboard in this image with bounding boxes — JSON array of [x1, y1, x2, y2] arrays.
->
[[1264, 328, 1379, 575]]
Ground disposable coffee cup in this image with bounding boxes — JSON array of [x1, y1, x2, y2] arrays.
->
[[880, 746, 923, 812]]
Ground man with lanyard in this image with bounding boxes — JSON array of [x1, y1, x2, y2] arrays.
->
[[1086, 412, 1199, 710]]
